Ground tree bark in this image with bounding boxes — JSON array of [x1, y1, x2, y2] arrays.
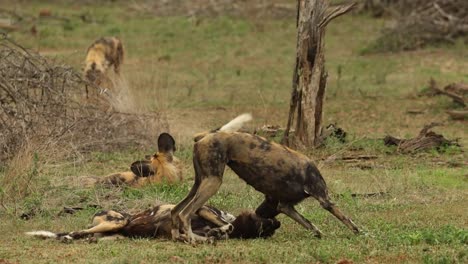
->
[[283, 0, 355, 148]]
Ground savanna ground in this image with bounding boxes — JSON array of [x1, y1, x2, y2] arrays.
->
[[0, 0, 467, 263]]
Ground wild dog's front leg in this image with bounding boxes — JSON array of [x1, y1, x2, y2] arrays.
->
[[318, 197, 360, 235], [277, 202, 323, 238]]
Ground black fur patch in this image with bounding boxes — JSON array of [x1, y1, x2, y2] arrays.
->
[[304, 164, 328, 198], [131, 160, 155, 177], [255, 197, 279, 218], [94, 210, 109, 217], [106, 214, 126, 221], [259, 141, 272, 151], [158, 133, 176, 153], [229, 212, 281, 239]]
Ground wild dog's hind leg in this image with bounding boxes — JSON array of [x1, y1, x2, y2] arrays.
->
[[172, 143, 226, 243], [171, 177, 200, 240], [176, 177, 223, 243], [318, 197, 360, 234], [114, 40, 124, 75], [277, 202, 323, 238]]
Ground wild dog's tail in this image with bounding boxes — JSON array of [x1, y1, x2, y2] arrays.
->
[[25, 230, 59, 239], [219, 113, 252, 132], [194, 113, 252, 142], [26, 230, 78, 242]]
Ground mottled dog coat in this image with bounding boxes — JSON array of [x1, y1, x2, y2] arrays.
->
[[26, 204, 280, 242], [96, 133, 183, 187], [171, 114, 360, 243], [84, 36, 124, 86]]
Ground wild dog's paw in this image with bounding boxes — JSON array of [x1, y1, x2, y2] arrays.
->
[[87, 237, 98, 243], [59, 235, 73, 244], [222, 223, 234, 234], [187, 236, 216, 246], [205, 236, 216, 245], [171, 228, 181, 241], [175, 233, 191, 244], [206, 228, 228, 240], [313, 230, 323, 239], [259, 218, 281, 238]]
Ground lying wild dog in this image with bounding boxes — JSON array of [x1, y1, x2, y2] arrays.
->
[[88, 133, 183, 187], [26, 203, 280, 243], [171, 114, 360, 243], [84, 36, 124, 88]]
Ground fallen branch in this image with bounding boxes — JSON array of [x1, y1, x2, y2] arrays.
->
[[365, 0, 468, 52], [444, 82, 468, 96], [336, 192, 387, 199], [406, 109, 426, 115], [383, 123, 460, 153], [427, 79, 466, 107], [0, 23, 19, 32], [339, 155, 378, 161], [446, 109, 468, 120]]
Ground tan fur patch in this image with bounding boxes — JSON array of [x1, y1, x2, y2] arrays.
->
[[134, 154, 182, 186], [97, 154, 182, 187], [84, 36, 124, 87]]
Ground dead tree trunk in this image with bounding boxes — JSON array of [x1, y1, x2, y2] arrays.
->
[[283, 0, 355, 148]]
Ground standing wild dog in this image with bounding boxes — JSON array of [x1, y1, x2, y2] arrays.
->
[[171, 114, 360, 243], [26, 203, 281, 242], [94, 133, 183, 187], [84, 36, 124, 88]]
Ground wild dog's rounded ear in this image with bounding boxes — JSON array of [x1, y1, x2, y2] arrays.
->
[[130, 160, 155, 177], [158, 133, 176, 153]]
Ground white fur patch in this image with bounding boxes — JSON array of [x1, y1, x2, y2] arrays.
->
[[220, 113, 252, 132], [220, 211, 236, 223], [220, 223, 234, 233], [25, 231, 57, 239]]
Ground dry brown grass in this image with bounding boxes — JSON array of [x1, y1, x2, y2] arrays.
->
[[0, 35, 169, 162], [0, 144, 38, 211]]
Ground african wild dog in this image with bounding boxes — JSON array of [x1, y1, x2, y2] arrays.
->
[[26, 203, 280, 242], [171, 114, 360, 243], [92, 133, 183, 187], [84, 36, 124, 87]]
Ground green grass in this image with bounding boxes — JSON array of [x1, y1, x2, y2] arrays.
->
[[0, 0, 467, 263]]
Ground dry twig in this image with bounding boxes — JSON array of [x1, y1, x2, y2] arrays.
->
[[366, 0, 468, 51]]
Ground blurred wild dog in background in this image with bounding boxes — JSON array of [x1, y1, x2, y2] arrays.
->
[[26, 203, 280, 242], [84, 36, 124, 90], [85, 133, 183, 187]]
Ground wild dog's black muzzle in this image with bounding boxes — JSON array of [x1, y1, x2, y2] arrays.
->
[[130, 160, 155, 177]]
